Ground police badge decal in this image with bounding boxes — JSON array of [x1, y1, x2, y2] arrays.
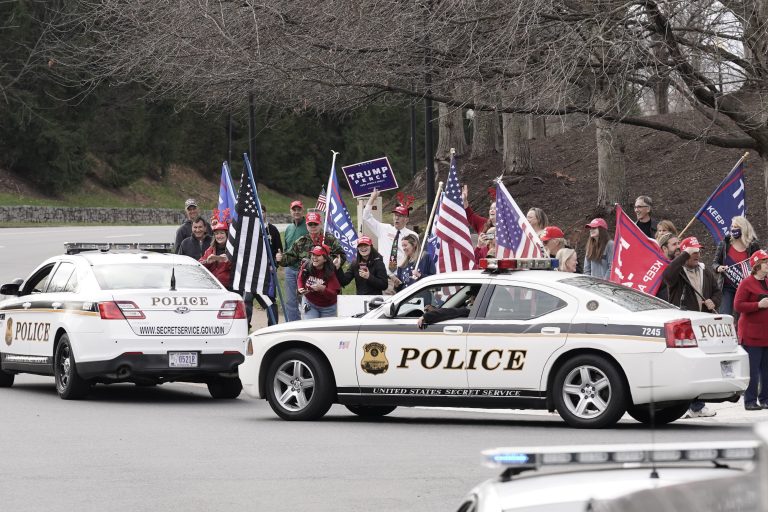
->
[[361, 343, 389, 375], [5, 318, 13, 346]]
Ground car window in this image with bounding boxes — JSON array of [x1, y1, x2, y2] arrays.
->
[[559, 276, 672, 312], [483, 285, 566, 320], [395, 283, 479, 319], [21, 263, 56, 295], [92, 264, 222, 290], [46, 262, 76, 293]]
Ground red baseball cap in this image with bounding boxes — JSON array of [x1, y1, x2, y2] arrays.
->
[[750, 250, 768, 268], [357, 236, 373, 247], [309, 244, 330, 257], [290, 200, 304, 210], [392, 205, 410, 216], [540, 226, 564, 242], [585, 218, 608, 230], [680, 236, 703, 251], [305, 212, 322, 225]]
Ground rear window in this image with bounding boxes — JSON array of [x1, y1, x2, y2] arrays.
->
[[92, 264, 222, 290], [559, 276, 672, 312]]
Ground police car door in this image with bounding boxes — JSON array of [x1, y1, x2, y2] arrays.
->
[[466, 280, 576, 395], [355, 280, 483, 399], [1, 262, 58, 373]]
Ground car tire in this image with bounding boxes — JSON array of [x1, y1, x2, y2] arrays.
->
[[552, 354, 627, 428], [266, 349, 333, 421], [207, 377, 243, 399], [627, 402, 689, 425], [345, 405, 397, 418], [54, 334, 91, 400], [0, 366, 14, 388]]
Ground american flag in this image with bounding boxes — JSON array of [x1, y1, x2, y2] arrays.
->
[[724, 257, 751, 287], [435, 155, 475, 273], [226, 160, 273, 304], [495, 179, 544, 258], [316, 186, 327, 212]]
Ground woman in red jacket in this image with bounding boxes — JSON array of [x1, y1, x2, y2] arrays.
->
[[298, 245, 342, 319], [200, 220, 232, 289], [733, 249, 768, 411]]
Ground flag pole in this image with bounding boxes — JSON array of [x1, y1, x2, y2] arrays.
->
[[322, 150, 340, 242], [678, 151, 749, 238], [416, 180, 445, 267], [243, 153, 284, 325]]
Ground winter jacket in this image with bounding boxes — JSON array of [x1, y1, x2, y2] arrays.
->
[[174, 218, 212, 253], [662, 252, 722, 312], [178, 234, 212, 261], [711, 236, 761, 291], [199, 244, 232, 288], [298, 261, 342, 308], [734, 274, 768, 347], [340, 254, 388, 295]]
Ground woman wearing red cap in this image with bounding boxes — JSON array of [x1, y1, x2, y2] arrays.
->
[[733, 249, 768, 410], [200, 218, 232, 288], [583, 218, 614, 279], [297, 244, 342, 318], [339, 236, 388, 295]]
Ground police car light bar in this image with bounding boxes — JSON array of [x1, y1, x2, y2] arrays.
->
[[478, 258, 559, 271], [65, 242, 175, 255], [483, 440, 759, 470]]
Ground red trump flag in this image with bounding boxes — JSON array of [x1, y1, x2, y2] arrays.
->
[[609, 205, 668, 295]]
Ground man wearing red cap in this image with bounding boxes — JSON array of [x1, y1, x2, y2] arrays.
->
[[662, 236, 722, 419], [540, 226, 582, 273], [277, 210, 346, 319], [363, 188, 416, 295], [277, 199, 309, 322]]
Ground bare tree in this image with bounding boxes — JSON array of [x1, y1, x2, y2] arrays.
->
[[436, 102, 467, 159]]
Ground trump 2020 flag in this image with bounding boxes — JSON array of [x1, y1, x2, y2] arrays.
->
[[495, 179, 544, 258], [435, 155, 474, 272], [226, 160, 272, 302], [610, 205, 667, 294], [694, 158, 746, 243], [325, 162, 358, 262], [218, 161, 238, 222]]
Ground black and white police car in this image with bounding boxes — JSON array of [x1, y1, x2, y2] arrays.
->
[[0, 243, 248, 399], [240, 258, 748, 428], [457, 439, 764, 511]]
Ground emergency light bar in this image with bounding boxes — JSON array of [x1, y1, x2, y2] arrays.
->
[[65, 242, 175, 255], [483, 440, 759, 471], [478, 258, 559, 271]]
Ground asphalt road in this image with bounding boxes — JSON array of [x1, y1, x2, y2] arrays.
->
[[0, 226, 762, 512]]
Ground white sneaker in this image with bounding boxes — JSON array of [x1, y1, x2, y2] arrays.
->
[[684, 406, 716, 418]]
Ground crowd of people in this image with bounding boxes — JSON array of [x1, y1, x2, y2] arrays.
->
[[172, 188, 768, 417]]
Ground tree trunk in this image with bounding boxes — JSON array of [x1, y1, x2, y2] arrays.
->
[[596, 87, 626, 209], [472, 85, 498, 157], [503, 112, 532, 175], [527, 115, 546, 139], [435, 102, 467, 160], [654, 79, 670, 115]]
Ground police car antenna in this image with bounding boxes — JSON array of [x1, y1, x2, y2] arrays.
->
[[170, 267, 176, 291]]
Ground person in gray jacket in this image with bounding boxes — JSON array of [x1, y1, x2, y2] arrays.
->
[[583, 218, 614, 280]]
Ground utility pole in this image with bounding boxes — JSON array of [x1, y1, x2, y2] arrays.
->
[[248, 93, 259, 183], [410, 103, 417, 177]]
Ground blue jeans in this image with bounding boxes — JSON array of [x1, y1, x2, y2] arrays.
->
[[284, 267, 301, 322], [302, 299, 337, 319], [744, 345, 768, 405]]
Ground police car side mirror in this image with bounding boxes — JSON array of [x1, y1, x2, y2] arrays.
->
[[0, 282, 21, 296], [382, 302, 397, 318]]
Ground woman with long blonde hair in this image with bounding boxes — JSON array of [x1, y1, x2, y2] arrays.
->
[[712, 215, 761, 316]]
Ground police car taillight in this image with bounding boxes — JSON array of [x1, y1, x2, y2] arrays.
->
[[664, 318, 697, 348], [479, 258, 558, 271], [218, 300, 246, 319], [98, 301, 145, 320]]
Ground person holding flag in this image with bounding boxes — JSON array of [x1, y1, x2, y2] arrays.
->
[[711, 215, 760, 317]]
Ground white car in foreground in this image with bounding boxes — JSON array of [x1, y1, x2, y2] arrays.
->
[[0, 244, 248, 399], [240, 258, 748, 428]]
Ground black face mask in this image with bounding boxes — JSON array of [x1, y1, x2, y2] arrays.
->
[[731, 228, 742, 240]]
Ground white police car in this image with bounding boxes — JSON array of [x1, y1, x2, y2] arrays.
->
[[239, 258, 749, 428], [458, 440, 763, 511], [0, 243, 248, 400]]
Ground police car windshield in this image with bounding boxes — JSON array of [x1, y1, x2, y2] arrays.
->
[[92, 264, 222, 290], [559, 276, 672, 312]]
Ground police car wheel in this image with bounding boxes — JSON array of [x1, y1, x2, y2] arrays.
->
[[266, 349, 333, 421], [207, 376, 242, 399], [345, 405, 397, 418], [54, 335, 90, 400], [552, 354, 627, 428], [0, 367, 14, 387], [626, 402, 690, 425]]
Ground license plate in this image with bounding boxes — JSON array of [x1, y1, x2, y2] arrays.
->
[[169, 352, 198, 368], [720, 360, 734, 379]]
